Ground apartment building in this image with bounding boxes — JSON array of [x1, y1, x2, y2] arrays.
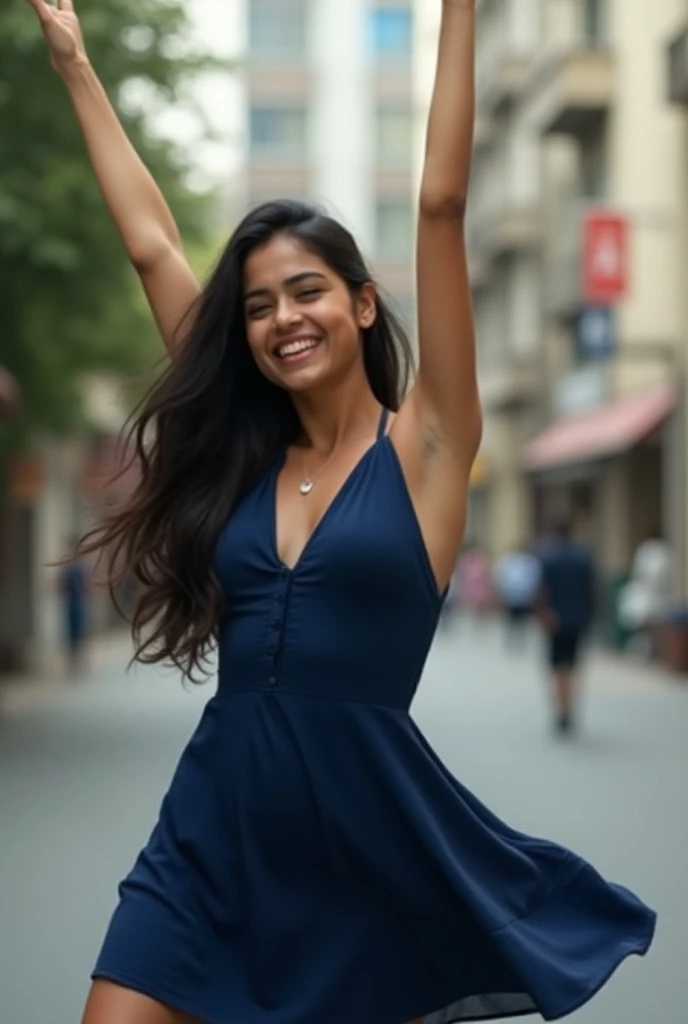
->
[[414, 0, 688, 598], [522, 0, 688, 602], [243, 0, 416, 327]]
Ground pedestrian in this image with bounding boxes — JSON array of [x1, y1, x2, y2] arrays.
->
[[24, 2, 655, 1022], [619, 526, 672, 658], [58, 534, 90, 674], [537, 519, 596, 736], [493, 542, 541, 649], [455, 541, 493, 622]]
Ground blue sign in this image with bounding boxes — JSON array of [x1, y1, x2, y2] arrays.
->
[[577, 305, 616, 360]]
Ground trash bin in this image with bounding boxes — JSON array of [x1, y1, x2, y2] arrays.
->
[[659, 608, 688, 675]]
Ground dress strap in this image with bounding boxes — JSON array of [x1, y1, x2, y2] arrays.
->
[[377, 408, 390, 441]]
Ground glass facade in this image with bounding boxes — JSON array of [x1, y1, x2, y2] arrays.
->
[[368, 6, 413, 62], [250, 105, 308, 161], [249, 0, 309, 61]]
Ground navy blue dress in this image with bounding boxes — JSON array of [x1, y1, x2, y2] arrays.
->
[[94, 411, 655, 1023]]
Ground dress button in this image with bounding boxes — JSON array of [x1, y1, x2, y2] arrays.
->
[[268, 676, 278, 687], [267, 643, 276, 655], [272, 619, 281, 629], [276, 593, 285, 603]]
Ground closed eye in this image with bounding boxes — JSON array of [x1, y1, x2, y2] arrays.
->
[[246, 304, 272, 318], [298, 289, 321, 301]]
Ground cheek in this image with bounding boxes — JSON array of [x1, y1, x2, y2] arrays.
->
[[245, 321, 268, 360]]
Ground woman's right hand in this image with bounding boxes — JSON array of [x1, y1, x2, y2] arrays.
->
[[24, 0, 88, 76]]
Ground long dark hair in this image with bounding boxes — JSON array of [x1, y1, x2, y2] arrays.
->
[[81, 199, 414, 681]]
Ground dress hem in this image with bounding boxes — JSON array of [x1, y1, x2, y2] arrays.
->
[[92, 900, 656, 1024]]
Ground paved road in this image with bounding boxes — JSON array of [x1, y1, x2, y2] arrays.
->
[[0, 621, 684, 1023]]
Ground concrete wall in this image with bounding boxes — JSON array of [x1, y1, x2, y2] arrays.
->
[[311, 0, 373, 244]]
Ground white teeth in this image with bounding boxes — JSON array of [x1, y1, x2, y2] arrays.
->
[[277, 338, 320, 358]]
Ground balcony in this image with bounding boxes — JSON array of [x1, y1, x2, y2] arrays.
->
[[482, 202, 541, 261], [468, 199, 540, 290], [667, 24, 688, 105], [480, 357, 540, 412], [478, 51, 532, 116], [528, 47, 614, 138]]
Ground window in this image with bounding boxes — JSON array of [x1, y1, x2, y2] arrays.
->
[[375, 200, 413, 260], [249, 0, 308, 60], [376, 107, 413, 167], [250, 105, 308, 161], [368, 6, 413, 62], [582, 0, 608, 47], [580, 131, 607, 199]]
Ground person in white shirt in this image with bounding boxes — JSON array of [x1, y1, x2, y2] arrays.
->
[[493, 544, 541, 648], [620, 528, 672, 657]]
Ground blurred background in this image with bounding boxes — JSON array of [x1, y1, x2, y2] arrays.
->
[[2, 0, 688, 674], [1, 1, 687, 1022]]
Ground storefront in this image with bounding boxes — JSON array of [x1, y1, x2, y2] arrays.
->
[[523, 384, 675, 573]]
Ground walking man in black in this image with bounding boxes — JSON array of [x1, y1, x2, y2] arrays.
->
[[538, 521, 596, 735]]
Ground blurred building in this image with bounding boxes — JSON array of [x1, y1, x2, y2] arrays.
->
[[415, 0, 688, 604], [241, 0, 416, 328], [0, 375, 131, 673]]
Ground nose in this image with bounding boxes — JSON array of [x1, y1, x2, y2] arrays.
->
[[275, 297, 302, 332]]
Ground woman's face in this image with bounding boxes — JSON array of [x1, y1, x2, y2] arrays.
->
[[243, 234, 376, 393]]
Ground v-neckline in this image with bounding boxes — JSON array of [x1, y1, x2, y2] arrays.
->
[[272, 410, 389, 575]]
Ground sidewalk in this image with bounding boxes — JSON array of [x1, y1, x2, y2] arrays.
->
[[0, 628, 134, 714], [587, 642, 688, 695]]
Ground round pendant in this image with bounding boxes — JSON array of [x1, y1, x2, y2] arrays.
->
[[299, 479, 314, 496]]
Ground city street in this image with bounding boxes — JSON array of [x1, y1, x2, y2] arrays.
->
[[0, 622, 685, 1024]]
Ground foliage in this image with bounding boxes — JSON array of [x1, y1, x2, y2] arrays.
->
[[0, 0, 223, 449]]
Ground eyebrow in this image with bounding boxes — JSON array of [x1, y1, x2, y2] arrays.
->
[[244, 271, 327, 302]]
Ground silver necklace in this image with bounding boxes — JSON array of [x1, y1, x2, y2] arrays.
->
[[299, 446, 341, 496], [299, 427, 374, 497]]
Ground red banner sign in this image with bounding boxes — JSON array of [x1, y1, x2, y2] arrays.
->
[[582, 211, 629, 304]]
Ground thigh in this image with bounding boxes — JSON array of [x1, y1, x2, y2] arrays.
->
[[81, 980, 205, 1024]]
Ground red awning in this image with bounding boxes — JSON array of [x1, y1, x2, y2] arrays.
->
[[523, 385, 676, 472]]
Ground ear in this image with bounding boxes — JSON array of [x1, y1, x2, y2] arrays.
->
[[357, 282, 378, 330]]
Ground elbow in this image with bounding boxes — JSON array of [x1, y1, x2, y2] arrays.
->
[[129, 230, 181, 275], [469, 402, 483, 458], [419, 189, 468, 221]]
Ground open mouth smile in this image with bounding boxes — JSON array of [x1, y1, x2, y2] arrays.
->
[[274, 337, 323, 363]]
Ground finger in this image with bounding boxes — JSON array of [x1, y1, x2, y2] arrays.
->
[[57, 0, 75, 9], [24, 0, 50, 18]]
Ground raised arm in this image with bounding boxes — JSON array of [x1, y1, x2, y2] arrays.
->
[[24, 0, 200, 356], [414, 0, 480, 474]]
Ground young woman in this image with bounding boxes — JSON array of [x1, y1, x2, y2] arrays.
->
[[24, 2, 655, 1022]]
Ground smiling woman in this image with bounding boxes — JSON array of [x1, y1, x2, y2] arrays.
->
[[20, 1, 656, 1023]]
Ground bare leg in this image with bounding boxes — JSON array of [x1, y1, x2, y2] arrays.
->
[[553, 667, 574, 731], [81, 980, 205, 1024]]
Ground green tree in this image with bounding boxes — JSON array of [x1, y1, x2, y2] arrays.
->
[[0, 0, 222, 445]]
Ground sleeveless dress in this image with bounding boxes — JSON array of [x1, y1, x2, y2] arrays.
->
[[93, 411, 655, 1024]]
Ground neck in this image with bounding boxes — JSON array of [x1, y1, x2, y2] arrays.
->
[[290, 374, 382, 455]]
